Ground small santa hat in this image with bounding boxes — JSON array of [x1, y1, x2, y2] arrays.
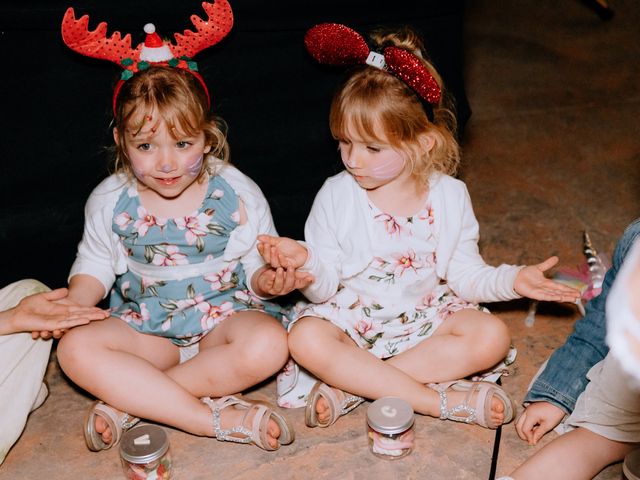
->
[[140, 23, 174, 62]]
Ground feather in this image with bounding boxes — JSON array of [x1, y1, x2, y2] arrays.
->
[[551, 230, 610, 317]]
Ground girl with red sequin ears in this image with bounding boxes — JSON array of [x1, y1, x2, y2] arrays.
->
[[259, 24, 580, 429], [56, 2, 309, 452]]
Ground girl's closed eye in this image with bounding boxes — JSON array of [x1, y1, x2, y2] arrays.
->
[[367, 145, 382, 153]]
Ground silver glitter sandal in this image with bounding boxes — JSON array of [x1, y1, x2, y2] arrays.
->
[[203, 396, 294, 451], [430, 379, 516, 429]]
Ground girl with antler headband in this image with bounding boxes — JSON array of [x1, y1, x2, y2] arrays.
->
[[55, 1, 308, 452], [259, 23, 580, 430]]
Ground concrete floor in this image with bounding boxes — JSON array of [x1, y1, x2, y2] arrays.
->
[[2, 0, 640, 478]]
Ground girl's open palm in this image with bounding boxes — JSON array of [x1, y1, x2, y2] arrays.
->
[[257, 234, 308, 269], [514, 256, 581, 302]]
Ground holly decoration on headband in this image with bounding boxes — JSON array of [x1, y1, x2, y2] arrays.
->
[[61, 0, 234, 113], [304, 23, 441, 105]]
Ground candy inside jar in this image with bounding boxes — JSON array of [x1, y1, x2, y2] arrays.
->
[[366, 397, 415, 460], [120, 424, 173, 479]]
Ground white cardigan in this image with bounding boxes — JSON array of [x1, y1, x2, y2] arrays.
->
[[69, 162, 277, 299], [300, 171, 523, 304]]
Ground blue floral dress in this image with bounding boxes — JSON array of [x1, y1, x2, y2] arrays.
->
[[109, 175, 282, 346]]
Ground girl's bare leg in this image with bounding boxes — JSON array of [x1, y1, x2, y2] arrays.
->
[[166, 310, 289, 397], [289, 309, 511, 425], [508, 428, 636, 480], [387, 309, 511, 382], [57, 312, 289, 448]]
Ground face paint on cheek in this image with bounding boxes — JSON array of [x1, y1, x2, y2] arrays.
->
[[366, 155, 406, 180], [186, 155, 204, 177], [131, 165, 146, 182]]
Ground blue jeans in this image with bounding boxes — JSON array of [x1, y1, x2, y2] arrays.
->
[[524, 218, 640, 413]]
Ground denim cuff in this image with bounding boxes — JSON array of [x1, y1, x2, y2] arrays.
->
[[524, 380, 574, 414]]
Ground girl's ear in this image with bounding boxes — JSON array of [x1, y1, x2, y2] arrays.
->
[[204, 144, 211, 154], [420, 132, 436, 153], [113, 127, 120, 146]]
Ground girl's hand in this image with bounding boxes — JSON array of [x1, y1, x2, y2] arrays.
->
[[255, 266, 314, 297], [257, 235, 309, 269], [515, 401, 566, 445], [514, 256, 581, 302]]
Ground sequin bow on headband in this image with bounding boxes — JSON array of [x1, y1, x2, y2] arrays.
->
[[61, 0, 234, 115], [304, 23, 441, 105]]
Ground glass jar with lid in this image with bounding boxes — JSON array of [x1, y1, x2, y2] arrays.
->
[[119, 424, 173, 479], [366, 397, 415, 460]]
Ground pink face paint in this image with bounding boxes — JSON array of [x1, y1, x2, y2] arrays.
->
[[186, 155, 204, 177], [342, 152, 406, 181], [132, 165, 146, 182], [365, 156, 406, 180]]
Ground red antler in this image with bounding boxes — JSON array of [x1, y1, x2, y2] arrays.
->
[[170, 0, 234, 59], [61, 7, 139, 65]]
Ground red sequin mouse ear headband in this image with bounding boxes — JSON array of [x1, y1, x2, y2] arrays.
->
[[304, 23, 441, 106], [61, 0, 234, 116]]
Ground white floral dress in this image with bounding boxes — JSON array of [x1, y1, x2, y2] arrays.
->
[[298, 198, 478, 359]]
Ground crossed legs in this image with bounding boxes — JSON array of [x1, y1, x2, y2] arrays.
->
[[57, 311, 288, 448], [289, 308, 512, 425]]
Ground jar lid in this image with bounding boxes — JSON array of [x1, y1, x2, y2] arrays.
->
[[120, 424, 169, 464], [367, 397, 414, 435]]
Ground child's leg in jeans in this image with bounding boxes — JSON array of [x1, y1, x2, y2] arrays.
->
[[289, 308, 511, 425], [508, 427, 635, 480], [57, 311, 288, 448]]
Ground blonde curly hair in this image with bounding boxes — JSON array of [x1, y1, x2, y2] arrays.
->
[[329, 26, 460, 184], [111, 67, 229, 181]]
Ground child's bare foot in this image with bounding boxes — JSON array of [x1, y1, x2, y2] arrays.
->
[[305, 382, 364, 428], [84, 401, 140, 451], [445, 388, 506, 426], [94, 415, 113, 445], [205, 396, 294, 451], [431, 380, 515, 429], [218, 403, 282, 449]]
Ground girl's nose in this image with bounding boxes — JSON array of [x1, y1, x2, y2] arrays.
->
[[343, 148, 360, 169], [157, 152, 176, 173]]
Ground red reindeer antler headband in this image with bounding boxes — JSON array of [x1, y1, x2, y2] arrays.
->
[[61, 1, 234, 115], [304, 23, 441, 105]]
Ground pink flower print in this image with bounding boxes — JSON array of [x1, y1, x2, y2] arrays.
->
[[375, 213, 402, 236], [211, 189, 224, 199], [418, 203, 435, 224], [204, 261, 238, 291], [231, 210, 240, 223], [126, 186, 138, 198], [175, 211, 214, 245], [151, 245, 188, 266], [234, 289, 251, 303], [392, 249, 422, 276], [114, 212, 133, 231], [175, 293, 206, 311], [197, 300, 234, 330], [355, 319, 374, 337], [120, 303, 150, 326], [281, 358, 295, 376], [133, 206, 166, 237]]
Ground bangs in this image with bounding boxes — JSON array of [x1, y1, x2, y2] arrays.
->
[[124, 97, 205, 139], [330, 94, 390, 144]]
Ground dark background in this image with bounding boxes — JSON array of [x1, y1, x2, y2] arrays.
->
[[0, 1, 469, 288]]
